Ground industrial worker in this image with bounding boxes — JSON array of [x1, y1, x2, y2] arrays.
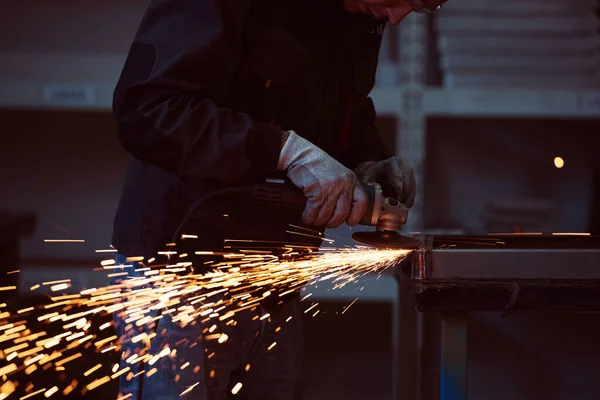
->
[[110, 0, 439, 398]]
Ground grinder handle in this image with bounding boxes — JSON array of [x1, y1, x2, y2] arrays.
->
[[358, 182, 378, 226], [250, 181, 306, 210], [252, 181, 384, 228]]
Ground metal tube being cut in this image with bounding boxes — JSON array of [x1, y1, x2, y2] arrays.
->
[[412, 248, 600, 280]]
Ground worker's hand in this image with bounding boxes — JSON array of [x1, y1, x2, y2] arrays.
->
[[354, 157, 416, 208], [278, 131, 368, 228]]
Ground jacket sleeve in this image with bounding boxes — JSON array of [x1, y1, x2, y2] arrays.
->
[[113, 0, 282, 183], [338, 29, 393, 170], [342, 95, 392, 170]]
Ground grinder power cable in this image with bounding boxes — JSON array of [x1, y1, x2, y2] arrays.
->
[[173, 180, 421, 250]]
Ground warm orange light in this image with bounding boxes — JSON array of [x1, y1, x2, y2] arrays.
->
[[554, 157, 565, 169]]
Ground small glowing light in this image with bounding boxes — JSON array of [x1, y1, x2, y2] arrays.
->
[[218, 334, 229, 344], [554, 157, 565, 169], [231, 382, 243, 395], [179, 382, 200, 396], [44, 386, 58, 398], [44, 239, 85, 243]]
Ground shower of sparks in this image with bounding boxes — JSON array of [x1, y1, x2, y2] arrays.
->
[[0, 241, 409, 398], [341, 298, 358, 315]]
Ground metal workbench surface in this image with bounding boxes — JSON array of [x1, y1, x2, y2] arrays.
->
[[402, 234, 600, 311], [411, 234, 600, 280]]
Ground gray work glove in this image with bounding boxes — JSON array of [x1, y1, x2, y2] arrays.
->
[[278, 131, 368, 228], [354, 157, 416, 208]]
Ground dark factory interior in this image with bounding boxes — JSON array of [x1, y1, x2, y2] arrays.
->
[[1, 1, 600, 399]]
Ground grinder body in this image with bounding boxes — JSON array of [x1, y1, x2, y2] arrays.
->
[[250, 180, 420, 249]]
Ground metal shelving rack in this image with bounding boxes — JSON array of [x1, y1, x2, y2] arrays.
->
[[371, 7, 600, 232]]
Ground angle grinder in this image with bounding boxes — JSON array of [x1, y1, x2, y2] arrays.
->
[[351, 183, 421, 250], [174, 180, 421, 250], [248, 180, 421, 250]]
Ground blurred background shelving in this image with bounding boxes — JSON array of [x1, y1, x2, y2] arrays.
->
[[1, 1, 598, 116], [373, 0, 600, 232], [3, 0, 598, 237]]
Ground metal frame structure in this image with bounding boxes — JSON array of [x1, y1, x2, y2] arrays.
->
[[414, 248, 600, 280], [397, 235, 600, 400], [386, 11, 599, 395], [371, 12, 600, 233]]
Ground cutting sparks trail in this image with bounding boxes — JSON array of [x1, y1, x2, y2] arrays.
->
[[0, 245, 409, 398]]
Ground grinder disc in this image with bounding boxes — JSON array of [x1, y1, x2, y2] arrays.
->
[[352, 231, 422, 250]]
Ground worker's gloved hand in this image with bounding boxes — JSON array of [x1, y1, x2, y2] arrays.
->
[[278, 130, 368, 228], [354, 157, 416, 208]]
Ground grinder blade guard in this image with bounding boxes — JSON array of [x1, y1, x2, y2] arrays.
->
[[352, 182, 421, 250]]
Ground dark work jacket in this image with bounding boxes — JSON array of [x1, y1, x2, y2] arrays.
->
[[112, 0, 392, 261]]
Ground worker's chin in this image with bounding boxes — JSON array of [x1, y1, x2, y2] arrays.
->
[[341, 2, 388, 22], [386, 8, 412, 24], [341, 1, 412, 24], [341, 0, 367, 14]]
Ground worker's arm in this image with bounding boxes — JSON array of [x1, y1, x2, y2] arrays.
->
[[113, 0, 282, 183], [341, 95, 393, 169], [345, 94, 415, 207], [341, 40, 416, 207], [337, 24, 392, 170]]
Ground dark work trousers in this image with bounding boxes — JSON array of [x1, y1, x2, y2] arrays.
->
[[110, 254, 305, 400]]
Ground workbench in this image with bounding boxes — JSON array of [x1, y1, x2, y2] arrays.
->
[[396, 234, 600, 400]]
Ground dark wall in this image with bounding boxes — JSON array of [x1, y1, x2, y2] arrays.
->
[[0, 109, 128, 260], [424, 117, 600, 233]]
